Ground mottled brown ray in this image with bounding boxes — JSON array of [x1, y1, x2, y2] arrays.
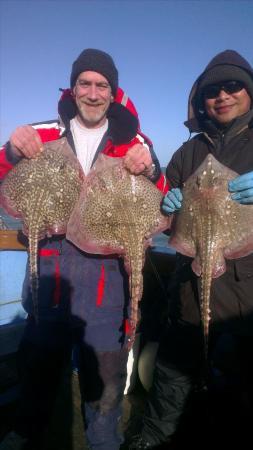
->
[[169, 154, 253, 356], [0, 138, 84, 319], [67, 154, 171, 348]]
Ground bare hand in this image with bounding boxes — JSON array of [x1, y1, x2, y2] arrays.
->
[[9, 125, 43, 159], [123, 144, 153, 176]]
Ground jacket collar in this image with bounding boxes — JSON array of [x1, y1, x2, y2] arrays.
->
[[203, 108, 253, 138], [57, 87, 139, 145]]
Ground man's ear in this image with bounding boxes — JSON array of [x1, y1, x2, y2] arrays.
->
[[72, 87, 76, 98], [110, 94, 114, 103]]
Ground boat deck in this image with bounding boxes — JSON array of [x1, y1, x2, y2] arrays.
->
[[0, 357, 146, 450], [1, 345, 253, 449]]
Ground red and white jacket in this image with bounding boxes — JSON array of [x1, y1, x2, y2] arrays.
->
[[1, 88, 168, 193], [0, 87, 168, 352]]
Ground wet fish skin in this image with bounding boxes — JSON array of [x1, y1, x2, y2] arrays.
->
[[0, 138, 84, 319], [67, 154, 171, 348], [169, 154, 253, 357]]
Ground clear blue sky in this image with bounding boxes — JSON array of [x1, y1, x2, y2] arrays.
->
[[1, 0, 253, 166]]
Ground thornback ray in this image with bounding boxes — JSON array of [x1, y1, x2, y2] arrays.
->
[[169, 153, 253, 358], [66, 154, 171, 348], [0, 138, 84, 320]]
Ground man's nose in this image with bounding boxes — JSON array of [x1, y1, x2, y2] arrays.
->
[[217, 89, 229, 99], [87, 85, 99, 100]]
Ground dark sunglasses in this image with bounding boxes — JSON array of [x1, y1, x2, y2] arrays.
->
[[203, 80, 245, 99]]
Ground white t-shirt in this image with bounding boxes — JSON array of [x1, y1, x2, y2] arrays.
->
[[70, 117, 108, 175]]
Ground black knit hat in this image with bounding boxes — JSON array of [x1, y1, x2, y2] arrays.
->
[[197, 64, 253, 101], [70, 48, 118, 96]]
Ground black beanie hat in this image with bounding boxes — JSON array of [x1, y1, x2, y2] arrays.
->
[[70, 48, 118, 96], [197, 64, 253, 101]]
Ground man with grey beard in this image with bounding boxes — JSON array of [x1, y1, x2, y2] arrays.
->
[[0, 48, 165, 450]]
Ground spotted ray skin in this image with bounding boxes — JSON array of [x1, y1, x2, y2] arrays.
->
[[169, 154, 253, 357], [0, 138, 84, 319], [67, 154, 171, 348]]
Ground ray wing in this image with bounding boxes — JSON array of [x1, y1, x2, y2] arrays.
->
[[67, 154, 171, 347], [0, 138, 84, 320]]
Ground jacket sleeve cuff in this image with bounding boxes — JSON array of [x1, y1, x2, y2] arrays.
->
[[5, 141, 23, 165], [146, 146, 161, 183]]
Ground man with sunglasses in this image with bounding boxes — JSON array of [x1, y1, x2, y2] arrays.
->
[[130, 50, 253, 449]]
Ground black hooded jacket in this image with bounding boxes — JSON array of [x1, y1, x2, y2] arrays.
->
[[166, 50, 253, 335], [185, 49, 253, 133]]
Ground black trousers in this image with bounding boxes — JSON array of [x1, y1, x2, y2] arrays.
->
[[14, 317, 128, 450], [141, 321, 253, 447], [14, 318, 72, 439]]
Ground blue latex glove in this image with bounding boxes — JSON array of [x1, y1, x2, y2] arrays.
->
[[228, 171, 253, 204], [162, 188, 183, 214]]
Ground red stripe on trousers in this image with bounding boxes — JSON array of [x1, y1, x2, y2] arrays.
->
[[96, 264, 105, 307], [39, 249, 61, 306]]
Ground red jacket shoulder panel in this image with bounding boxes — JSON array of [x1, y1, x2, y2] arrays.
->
[[36, 128, 61, 143], [32, 122, 63, 143], [0, 147, 13, 180], [102, 136, 144, 158]]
